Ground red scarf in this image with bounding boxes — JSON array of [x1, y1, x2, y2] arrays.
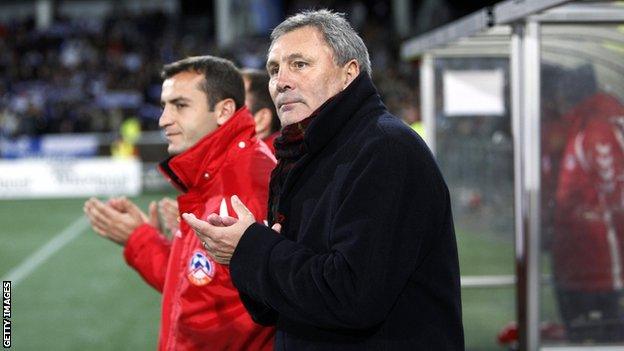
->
[[268, 116, 315, 224]]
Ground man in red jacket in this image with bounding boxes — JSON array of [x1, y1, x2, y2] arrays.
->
[[153, 68, 281, 242], [83, 56, 276, 350]]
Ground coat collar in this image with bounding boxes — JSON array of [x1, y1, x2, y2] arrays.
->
[[158, 107, 256, 192], [304, 73, 383, 154]]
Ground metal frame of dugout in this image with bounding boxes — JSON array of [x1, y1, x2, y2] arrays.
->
[[401, 1, 624, 350]]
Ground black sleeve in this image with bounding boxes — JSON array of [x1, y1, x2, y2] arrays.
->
[[238, 291, 278, 326], [230, 137, 444, 330]]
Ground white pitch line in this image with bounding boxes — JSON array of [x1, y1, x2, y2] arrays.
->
[[461, 275, 516, 288], [2, 216, 90, 287]]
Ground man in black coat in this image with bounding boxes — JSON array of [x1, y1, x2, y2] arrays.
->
[[184, 9, 464, 350]]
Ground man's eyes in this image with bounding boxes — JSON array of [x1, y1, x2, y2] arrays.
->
[[268, 61, 308, 76], [160, 102, 187, 110], [294, 61, 308, 69]]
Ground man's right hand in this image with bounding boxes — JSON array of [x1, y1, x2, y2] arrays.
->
[[83, 197, 149, 246]]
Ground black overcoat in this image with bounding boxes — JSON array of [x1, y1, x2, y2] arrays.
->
[[230, 73, 464, 350]]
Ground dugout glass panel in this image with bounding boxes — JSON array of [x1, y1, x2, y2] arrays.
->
[[434, 57, 514, 244], [433, 56, 516, 350], [539, 21, 624, 347]]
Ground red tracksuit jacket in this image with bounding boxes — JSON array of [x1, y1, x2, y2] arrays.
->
[[554, 93, 624, 292], [124, 108, 276, 350]]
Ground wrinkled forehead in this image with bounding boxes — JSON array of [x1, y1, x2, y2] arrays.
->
[[267, 26, 333, 63]]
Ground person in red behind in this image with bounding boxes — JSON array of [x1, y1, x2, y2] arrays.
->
[[553, 91, 624, 342], [83, 56, 276, 350], [241, 68, 280, 153]]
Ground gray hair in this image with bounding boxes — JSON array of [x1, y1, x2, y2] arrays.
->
[[270, 9, 372, 77]]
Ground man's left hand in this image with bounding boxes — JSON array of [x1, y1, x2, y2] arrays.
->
[[183, 195, 254, 265]]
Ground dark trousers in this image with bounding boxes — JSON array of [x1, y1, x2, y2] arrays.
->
[[556, 288, 624, 343]]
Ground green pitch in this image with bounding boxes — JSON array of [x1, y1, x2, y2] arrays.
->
[[0, 193, 538, 350], [1, 194, 165, 351]]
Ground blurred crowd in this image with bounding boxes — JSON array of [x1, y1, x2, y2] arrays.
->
[[0, 6, 420, 138]]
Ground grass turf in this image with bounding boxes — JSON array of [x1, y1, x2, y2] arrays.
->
[[2, 194, 164, 351]]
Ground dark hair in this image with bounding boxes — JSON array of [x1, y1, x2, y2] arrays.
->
[[161, 56, 245, 110], [270, 9, 371, 77], [241, 68, 280, 133]]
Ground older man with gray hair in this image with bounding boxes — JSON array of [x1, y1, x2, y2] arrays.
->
[[185, 9, 464, 350]]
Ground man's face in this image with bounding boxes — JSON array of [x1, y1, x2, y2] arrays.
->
[[159, 71, 218, 155], [267, 26, 348, 126]]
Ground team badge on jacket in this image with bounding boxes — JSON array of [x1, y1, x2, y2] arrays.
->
[[187, 251, 215, 286]]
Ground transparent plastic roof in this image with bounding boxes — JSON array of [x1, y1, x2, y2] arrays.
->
[[401, 0, 624, 59]]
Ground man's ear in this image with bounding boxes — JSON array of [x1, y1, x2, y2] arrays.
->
[[253, 107, 273, 137], [215, 98, 237, 125], [343, 59, 360, 88]]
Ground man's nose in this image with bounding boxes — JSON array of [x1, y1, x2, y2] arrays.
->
[[159, 107, 172, 128], [275, 68, 293, 93]]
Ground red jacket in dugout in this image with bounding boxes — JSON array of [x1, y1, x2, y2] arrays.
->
[[554, 92, 624, 291], [123, 107, 276, 350]]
